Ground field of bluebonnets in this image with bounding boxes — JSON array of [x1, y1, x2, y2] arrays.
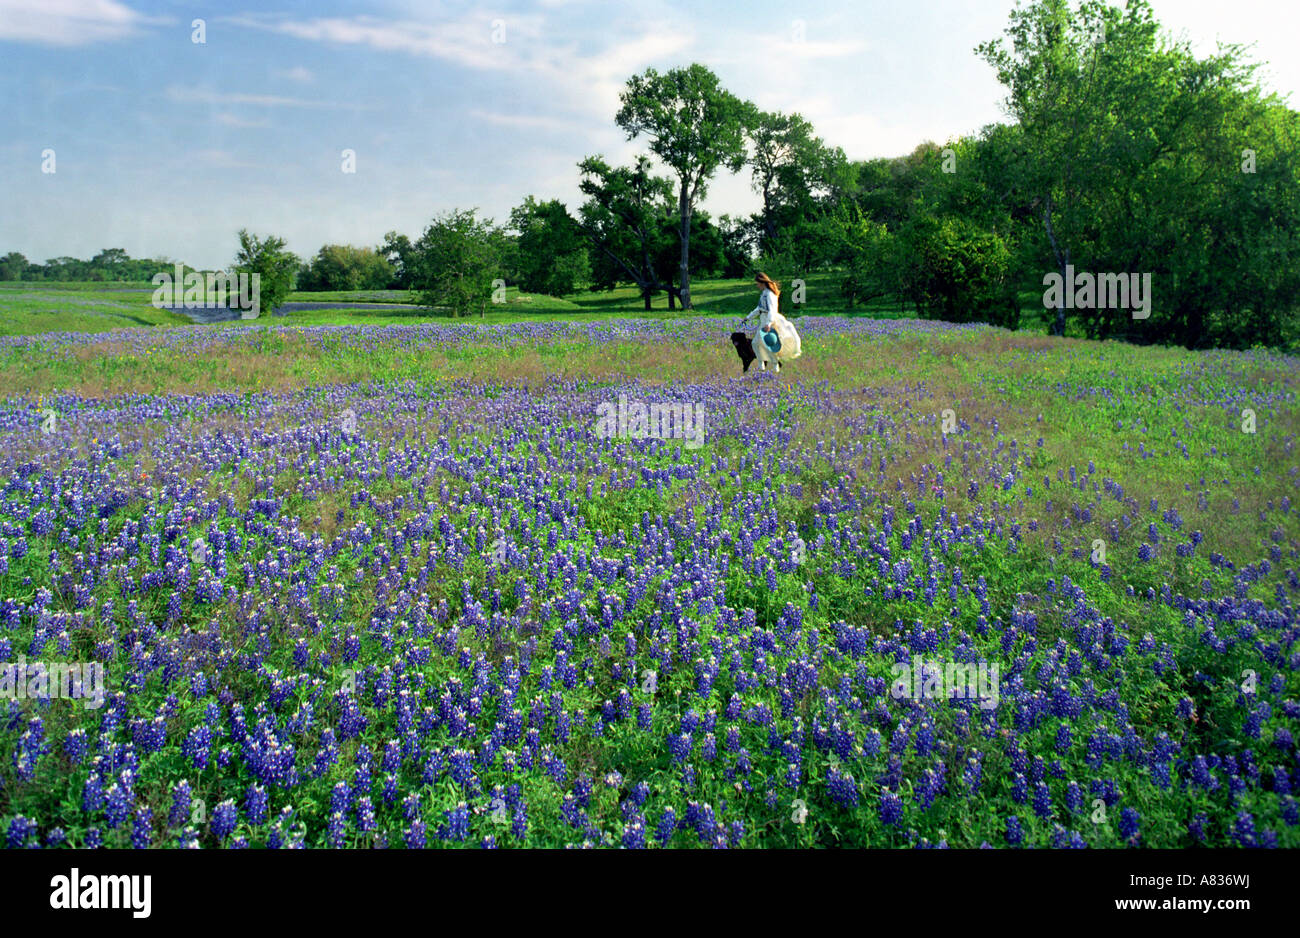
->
[[0, 313, 1298, 849]]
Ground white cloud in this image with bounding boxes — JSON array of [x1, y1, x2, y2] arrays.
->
[[224, 10, 694, 121], [274, 65, 315, 84], [190, 149, 260, 169], [164, 85, 369, 110], [214, 112, 271, 129], [467, 108, 583, 134], [224, 13, 546, 71], [0, 0, 161, 46]]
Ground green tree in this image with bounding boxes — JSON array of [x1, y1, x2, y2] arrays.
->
[[651, 206, 725, 309], [0, 252, 29, 281], [234, 230, 299, 316], [977, 0, 1114, 335], [299, 244, 393, 291], [716, 215, 754, 278], [380, 231, 417, 289], [90, 248, 130, 280], [747, 110, 848, 259], [900, 214, 1018, 327], [830, 204, 896, 309], [508, 196, 590, 297], [615, 64, 752, 309], [577, 155, 675, 310], [411, 209, 502, 317]]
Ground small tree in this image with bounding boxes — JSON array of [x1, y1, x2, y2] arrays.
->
[[234, 230, 299, 316], [900, 215, 1018, 327], [411, 209, 501, 317]]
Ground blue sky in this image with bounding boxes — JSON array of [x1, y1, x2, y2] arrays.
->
[[2, 0, 1297, 269]]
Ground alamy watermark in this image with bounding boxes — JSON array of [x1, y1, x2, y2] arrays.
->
[[890, 655, 1000, 710], [594, 393, 705, 450], [0, 657, 106, 709], [50, 869, 150, 918], [151, 263, 261, 319], [1043, 265, 1151, 320]]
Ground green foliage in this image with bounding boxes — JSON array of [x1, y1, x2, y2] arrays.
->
[[577, 155, 676, 310], [298, 244, 394, 292], [899, 215, 1020, 328], [0, 253, 28, 281], [739, 108, 859, 280], [508, 196, 590, 297], [411, 209, 503, 317], [380, 231, 417, 290], [234, 229, 300, 316], [616, 63, 753, 308], [975, 0, 1300, 347], [830, 205, 897, 309], [7, 249, 179, 283]]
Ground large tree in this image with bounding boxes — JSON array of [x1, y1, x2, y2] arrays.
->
[[747, 110, 847, 257], [577, 155, 675, 310], [615, 64, 752, 310], [380, 231, 417, 289], [979, 0, 1300, 346], [977, 0, 1117, 336]]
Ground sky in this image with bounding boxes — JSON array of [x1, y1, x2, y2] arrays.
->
[[2, 0, 1297, 270]]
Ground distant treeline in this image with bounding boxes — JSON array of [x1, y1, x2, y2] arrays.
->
[[0, 249, 176, 283]]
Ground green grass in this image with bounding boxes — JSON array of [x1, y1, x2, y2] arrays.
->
[[0, 283, 188, 334], [0, 275, 930, 334]]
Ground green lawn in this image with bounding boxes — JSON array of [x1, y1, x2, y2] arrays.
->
[[0, 275, 1059, 334]]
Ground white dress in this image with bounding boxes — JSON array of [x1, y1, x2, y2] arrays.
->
[[740, 288, 802, 362]]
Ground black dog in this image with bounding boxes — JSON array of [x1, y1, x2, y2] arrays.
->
[[730, 332, 756, 373]]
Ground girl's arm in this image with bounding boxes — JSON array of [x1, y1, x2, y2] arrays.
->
[[757, 290, 777, 329]]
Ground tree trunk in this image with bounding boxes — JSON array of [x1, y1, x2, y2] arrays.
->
[[678, 183, 692, 310], [763, 184, 776, 255], [1043, 196, 1068, 337]]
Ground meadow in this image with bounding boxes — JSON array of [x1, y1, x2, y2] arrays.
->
[[0, 290, 1296, 848]]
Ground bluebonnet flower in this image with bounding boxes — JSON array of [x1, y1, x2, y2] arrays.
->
[[105, 782, 132, 829], [1032, 781, 1053, 821], [655, 808, 677, 846], [445, 802, 470, 841], [6, 816, 37, 848], [1118, 808, 1140, 844], [827, 765, 860, 808], [879, 791, 904, 826], [245, 784, 269, 826], [1231, 811, 1257, 847], [212, 800, 237, 840], [169, 780, 192, 827]]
